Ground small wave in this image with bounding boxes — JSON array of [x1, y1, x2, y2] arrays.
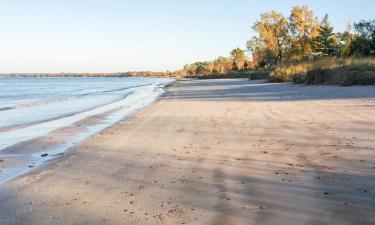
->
[[0, 81, 172, 152], [0, 84, 152, 112]]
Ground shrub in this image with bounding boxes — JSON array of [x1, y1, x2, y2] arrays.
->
[[304, 69, 375, 85], [194, 70, 269, 80], [269, 62, 312, 82]]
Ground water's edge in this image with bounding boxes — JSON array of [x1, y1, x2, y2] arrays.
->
[[0, 79, 174, 184]]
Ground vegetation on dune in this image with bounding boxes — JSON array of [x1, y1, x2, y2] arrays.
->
[[175, 5, 375, 84], [270, 57, 375, 85], [248, 7, 375, 67], [247, 6, 375, 85], [193, 70, 269, 80], [300, 58, 375, 85]]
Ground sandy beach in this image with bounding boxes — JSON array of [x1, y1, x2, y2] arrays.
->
[[0, 79, 374, 225]]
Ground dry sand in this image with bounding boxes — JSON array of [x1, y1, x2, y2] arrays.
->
[[0, 79, 374, 225]]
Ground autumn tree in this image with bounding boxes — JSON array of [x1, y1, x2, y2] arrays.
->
[[195, 62, 214, 75], [288, 5, 320, 60], [183, 64, 197, 76], [230, 48, 247, 71], [247, 38, 274, 67], [213, 56, 233, 74], [251, 11, 289, 64]]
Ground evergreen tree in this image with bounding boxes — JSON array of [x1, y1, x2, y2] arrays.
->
[[315, 14, 335, 55]]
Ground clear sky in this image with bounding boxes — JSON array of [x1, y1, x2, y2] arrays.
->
[[0, 0, 374, 73]]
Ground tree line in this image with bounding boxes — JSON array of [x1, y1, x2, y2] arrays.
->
[[177, 5, 375, 76], [177, 48, 251, 77]]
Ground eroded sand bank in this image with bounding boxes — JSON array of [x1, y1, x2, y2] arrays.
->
[[0, 79, 374, 225]]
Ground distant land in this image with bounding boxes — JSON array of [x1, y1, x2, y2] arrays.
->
[[0, 71, 177, 78]]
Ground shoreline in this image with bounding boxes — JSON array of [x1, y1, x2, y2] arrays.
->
[[0, 80, 173, 184], [0, 79, 374, 225]]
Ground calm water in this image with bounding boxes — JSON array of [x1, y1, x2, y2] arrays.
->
[[0, 77, 173, 183]]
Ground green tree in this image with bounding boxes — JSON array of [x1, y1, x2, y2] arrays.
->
[[315, 14, 335, 55], [337, 24, 355, 57], [352, 20, 375, 56], [230, 48, 247, 71]]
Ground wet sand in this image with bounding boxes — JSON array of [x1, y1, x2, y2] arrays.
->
[[0, 79, 374, 225]]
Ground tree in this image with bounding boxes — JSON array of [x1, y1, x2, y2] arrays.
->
[[183, 64, 197, 76], [247, 37, 275, 67], [195, 62, 213, 75], [288, 5, 320, 60], [337, 23, 355, 57], [251, 11, 289, 64], [213, 56, 232, 74], [230, 48, 247, 71], [315, 14, 335, 55], [352, 20, 375, 56]]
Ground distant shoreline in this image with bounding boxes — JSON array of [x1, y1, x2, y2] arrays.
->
[[0, 71, 178, 78], [0, 70, 268, 80], [0, 73, 128, 78]]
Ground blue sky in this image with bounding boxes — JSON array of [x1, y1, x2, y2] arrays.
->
[[0, 0, 374, 73]]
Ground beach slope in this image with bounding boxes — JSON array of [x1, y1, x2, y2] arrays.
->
[[0, 79, 374, 225]]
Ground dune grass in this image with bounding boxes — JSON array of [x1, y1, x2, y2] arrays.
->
[[269, 57, 375, 85]]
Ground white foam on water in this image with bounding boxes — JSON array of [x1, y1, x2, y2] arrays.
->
[[0, 78, 156, 128], [0, 81, 171, 151]]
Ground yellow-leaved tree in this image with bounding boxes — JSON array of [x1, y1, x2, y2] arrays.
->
[[288, 5, 320, 61]]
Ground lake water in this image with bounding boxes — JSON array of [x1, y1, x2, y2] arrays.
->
[[0, 77, 173, 183]]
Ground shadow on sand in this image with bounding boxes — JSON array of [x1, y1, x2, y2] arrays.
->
[[166, 79, 375, 102]]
